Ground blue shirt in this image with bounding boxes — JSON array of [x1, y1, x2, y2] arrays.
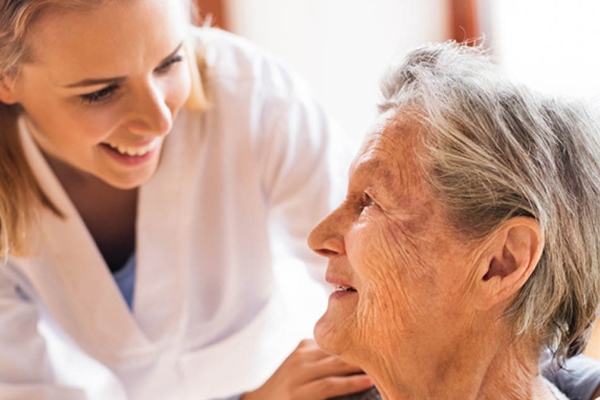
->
[[112, 254, 136, 310]]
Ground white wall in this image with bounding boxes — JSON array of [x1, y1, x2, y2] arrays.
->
[[227, 0, 450, 150], [491, 0, 600, 99]]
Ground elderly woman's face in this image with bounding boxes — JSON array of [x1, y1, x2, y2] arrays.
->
[[308, 112, 483, 368]]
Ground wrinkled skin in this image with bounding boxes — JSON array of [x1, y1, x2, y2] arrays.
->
[[309, 111, 484, 391], [308, 110, 552, 399]]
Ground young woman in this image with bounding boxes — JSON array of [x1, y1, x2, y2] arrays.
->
[[0, 0, 373, 398]]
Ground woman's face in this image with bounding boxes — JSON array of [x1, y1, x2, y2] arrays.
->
[[9, 0, 191, 189], [308, 112, 483, 370]]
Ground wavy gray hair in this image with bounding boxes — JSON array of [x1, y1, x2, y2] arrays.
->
[[379, 41, 600, 363]]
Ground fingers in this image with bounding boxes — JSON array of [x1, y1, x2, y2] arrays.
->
[[296, 373, 374, 400], [241, 339, 374, 400], [305, 353, 365, 381], [289, 339, 333, 363], [286, 339, 374, 399], [286, 340, 364, 381]]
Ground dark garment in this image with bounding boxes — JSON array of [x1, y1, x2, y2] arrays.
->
[[331, 387, 381, 400]]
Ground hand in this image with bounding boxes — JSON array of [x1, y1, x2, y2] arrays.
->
[[241, 339, 374, 400]]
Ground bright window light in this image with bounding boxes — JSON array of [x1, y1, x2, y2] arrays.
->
[[490, 0, 600, 99]]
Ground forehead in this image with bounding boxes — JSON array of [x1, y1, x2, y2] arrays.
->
[[24, 0, 186, 79], [351, 110, 428, 192], [352, 111, 456, 238]]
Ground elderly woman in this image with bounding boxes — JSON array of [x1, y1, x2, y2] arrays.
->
[[308, 42, 600, 399]]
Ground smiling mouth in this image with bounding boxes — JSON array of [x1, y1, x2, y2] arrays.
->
[[334, 285, 357, 292], [102, 140, 159, 157]]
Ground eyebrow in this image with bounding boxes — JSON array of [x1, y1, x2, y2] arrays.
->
[[64, 41, 185, 88]]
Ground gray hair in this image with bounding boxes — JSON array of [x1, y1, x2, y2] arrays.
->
[[379, 41, 600, 364]]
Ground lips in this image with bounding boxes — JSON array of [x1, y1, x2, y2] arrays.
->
[[327, 271, 358, 294]]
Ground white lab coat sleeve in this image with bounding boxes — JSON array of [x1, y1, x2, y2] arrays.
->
[[0, 267, 87, 400], [256, 76, 353, 285]]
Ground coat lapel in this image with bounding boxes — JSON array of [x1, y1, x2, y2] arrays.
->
[[133, 113, 197, 343], [18, 120, 154, 363]]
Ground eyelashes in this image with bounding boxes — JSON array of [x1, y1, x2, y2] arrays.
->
[[79, 54, 184, 105], [80, 84, 119, 104], [359, 192, 376, 212], [155, 54, 183, 73]]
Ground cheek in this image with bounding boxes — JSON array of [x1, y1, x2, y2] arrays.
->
[[347, 215, 465, 335], [387, 222, 478, 322], [26, 98, 122, 148], [347, 219, 423, 332], [19, 81, 110, 145]]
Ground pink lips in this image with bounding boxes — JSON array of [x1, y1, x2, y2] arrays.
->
[[326, 274, 354, 289], [326, 273, 358, 296]]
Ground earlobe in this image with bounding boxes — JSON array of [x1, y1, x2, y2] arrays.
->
[[0, 74, 18, 105], [475, 217, 544, 310]]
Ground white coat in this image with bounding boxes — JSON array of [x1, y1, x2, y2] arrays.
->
[[0, 28, 349, 400]]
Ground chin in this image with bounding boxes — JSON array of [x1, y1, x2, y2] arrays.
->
[[314, 312, 348, 357], [108, 180, 145, 190], [102, 169, 155, 190], [102, 159, 160, 190]]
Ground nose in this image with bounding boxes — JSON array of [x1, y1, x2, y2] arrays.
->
[[127, 81, 172, 136], [308, 206, 347, 258]]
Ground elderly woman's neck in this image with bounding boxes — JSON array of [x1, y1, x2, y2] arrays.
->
[[369, 329, 553, 400], [478, 336, 551, 400]]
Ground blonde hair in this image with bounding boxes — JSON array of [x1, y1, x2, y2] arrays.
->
[[0, 0, 206, 257], [0, 0, 77, 257]]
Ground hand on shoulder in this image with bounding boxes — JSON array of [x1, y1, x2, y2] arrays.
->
[[241, 339, 373, 400]]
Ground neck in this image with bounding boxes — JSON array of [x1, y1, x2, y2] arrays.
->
[[362, 319, 555, 400], [39, 143, 138, 271]]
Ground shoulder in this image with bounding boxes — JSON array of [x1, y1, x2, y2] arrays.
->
[[188, 27, 309, 98]]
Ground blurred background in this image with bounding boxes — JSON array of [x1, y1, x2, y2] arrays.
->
[[196, 0, 600, 149]]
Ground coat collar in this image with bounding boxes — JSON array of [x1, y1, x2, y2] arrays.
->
[[16, 115, 195, 363]]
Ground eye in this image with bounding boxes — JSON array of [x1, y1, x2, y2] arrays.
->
[[360, 192, 376, 211], [155, 54, 184, 74], [80, 84, 119, 105]]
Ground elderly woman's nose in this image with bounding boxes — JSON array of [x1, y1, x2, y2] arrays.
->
[[127, 82, 173, 136], [308, 210, 346, 257]]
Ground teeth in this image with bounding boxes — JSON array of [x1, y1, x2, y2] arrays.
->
[[334, 285, 356, 292], [105, 139, 159, 157]]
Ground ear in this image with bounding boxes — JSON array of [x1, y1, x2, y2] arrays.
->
[[0, 73, 18, 104], [474, 216, 544, 311]]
